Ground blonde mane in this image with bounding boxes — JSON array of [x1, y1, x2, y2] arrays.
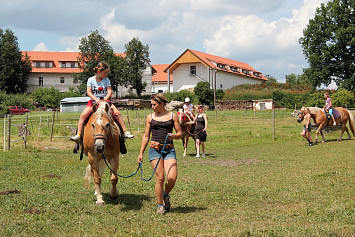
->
[[95, 103, 120, 136]]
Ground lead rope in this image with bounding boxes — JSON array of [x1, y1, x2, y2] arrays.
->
[[102, 134, 170, 181]]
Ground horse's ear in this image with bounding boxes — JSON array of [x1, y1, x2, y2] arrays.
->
[[105, 103, 110, 112], [93, 103, 97, 113]]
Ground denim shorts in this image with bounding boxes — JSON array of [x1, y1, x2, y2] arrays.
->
[[148, 147, 176, 162]]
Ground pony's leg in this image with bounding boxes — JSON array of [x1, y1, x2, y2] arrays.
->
[[185, 136, 189, 157], [91, 161, 104, 206], [320, 130, 326, 143], [338, 124, 349, 141], [315, 124, 325, 143], [109, 157, 119, 199]]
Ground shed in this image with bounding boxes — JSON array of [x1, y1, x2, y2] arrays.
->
[[60, 97, 90, 112], [252, 99, 274, 110]]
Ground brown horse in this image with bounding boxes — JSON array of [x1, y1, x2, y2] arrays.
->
[[297, 106, 355, 143], [177, 108, 195, 157], [83, 102, 121, 205]]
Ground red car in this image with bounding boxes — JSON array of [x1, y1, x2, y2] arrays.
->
[[9, 106, 30, 115]]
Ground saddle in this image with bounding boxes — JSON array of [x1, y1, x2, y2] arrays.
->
[[73, 110, 127, 159]]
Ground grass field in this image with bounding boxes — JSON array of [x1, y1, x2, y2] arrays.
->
[[0, 110, 354, 236]]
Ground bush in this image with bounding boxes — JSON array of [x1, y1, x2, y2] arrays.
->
[[332, 88, 354, 107], [164, 90, 197, 104]]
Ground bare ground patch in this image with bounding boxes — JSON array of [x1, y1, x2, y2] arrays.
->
[[182, 159, 261, 167]]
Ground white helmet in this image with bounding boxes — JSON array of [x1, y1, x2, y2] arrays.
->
[[185, 97, 190, 103]]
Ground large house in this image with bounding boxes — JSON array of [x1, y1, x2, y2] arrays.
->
[[23, 51, 155, 96], [151, 64, 173, 94], [163, 49, 268, 92]]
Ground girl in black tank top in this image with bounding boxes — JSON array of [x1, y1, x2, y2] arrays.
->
[[137, 94, 182, 215]]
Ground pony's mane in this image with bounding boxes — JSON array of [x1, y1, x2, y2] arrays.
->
[[95, 103, 120, 136], [301, 107, 322, 114]]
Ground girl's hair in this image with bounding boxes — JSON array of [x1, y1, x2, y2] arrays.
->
[[151, 93, 168, 104], [92, 61, 110, 74], [197, 105, 203, 109], [324, 92, 330, 96]]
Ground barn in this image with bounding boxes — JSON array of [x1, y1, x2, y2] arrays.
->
[[60, 97, 90, 112]]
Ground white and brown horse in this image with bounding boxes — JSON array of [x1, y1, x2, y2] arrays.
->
[[177, 108, 195, 157], [297, 106, 355, 143], [83, 102, 121, 205]]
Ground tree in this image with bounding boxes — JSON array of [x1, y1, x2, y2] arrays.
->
[[194, 81, 214, 105], [299, 0, 355, 91], [124, 37, 150, 97], [285, 73, 311, 86], [75, 30, 126, 95], [332, 88, 354, 107], [30, 87, 63, 108], [0, 28, 32, 93]]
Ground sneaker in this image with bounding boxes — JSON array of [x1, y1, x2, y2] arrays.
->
[[201, 153, 205, 158], [124, 131, 134, 138], [156, 205, 165, 215], [70, 134, 81, 143], [195, 154, 200, 158], [308, 143, 313, 146], [164, 193, 171, 211], [333, 122, 336, 126]]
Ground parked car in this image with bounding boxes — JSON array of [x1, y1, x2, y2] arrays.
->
[[9, 106, 30, 115]]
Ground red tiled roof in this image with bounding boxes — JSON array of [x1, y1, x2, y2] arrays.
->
[[22, 51, 125, 74], [152, 64, 172, 83], [166, 49, 267, 81]]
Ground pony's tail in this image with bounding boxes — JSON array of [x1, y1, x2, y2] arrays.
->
[[348, 109, 355, 136], [84, 165, 93, 187]]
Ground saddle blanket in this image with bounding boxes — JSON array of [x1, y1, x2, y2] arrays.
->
[[325, 108, 341, 119]]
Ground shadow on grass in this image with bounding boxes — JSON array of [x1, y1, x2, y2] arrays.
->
[[103, 193, 152, 211], [170, 206, 207, 213]]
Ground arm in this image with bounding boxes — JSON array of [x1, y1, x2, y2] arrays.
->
[[137, 116, 151, 163], [203, 113, 208, 131], [87, 87, 101, 104], [169, 113, 182, 140], [104, 86, 112, 101], [186, 116, 197, 125]]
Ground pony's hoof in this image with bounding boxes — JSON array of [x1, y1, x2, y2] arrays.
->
[[110, 195, 118, 200], [337, 139, 342, 141], [321, 140, 325, 143], [96, 201, 104, 206]]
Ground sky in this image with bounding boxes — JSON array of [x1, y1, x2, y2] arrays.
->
[[1, 0, 331, 83]]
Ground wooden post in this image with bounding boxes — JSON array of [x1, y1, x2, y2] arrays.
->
[[273, 102, 276, 141], [38, 117, 42, 143], [3, 115, 6, 151], [7, 114, 11, 151], [126, 109, 131, 132], [137, 109, 140, 132], [50, 111, 55, 141], [24, 114, 28, 149], [47, 116, 49, 129]]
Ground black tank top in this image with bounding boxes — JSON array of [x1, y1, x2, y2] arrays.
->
[[151, 113, 174, 145], [195, 114, 205, 130]]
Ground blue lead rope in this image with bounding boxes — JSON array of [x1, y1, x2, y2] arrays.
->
[[102, 134, 170, 181]]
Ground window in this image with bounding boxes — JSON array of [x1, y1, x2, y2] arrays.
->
[[220, 84, 223, 89], [61, 63, 66, 68], [36, 62, 41, 68], [60, 77, 65, 83], [158, 90, 163, 93], [45, 62, 50, 68], [71, 63, 75, 68], [39, 77, 43, 86], [190, 65, 196, 75]]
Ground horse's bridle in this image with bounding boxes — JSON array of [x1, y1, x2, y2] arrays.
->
[[93, 134, 107, 140]]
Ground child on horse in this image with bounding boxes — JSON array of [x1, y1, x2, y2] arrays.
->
[[183, 97, 195, 120], [323, 92, 336, 126], [70, 61, 134, 143], [301, 107, 313, 146]]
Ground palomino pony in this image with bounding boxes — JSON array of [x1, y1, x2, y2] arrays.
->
[[177, 108, 195, 157], [83, 102, 121, 205], [297, 106, 355, 143]]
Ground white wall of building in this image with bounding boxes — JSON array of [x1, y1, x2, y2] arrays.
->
[[27, 73, 79, 92]]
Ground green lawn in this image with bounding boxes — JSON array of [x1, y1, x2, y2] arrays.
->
[[0, 110, 354, 236]]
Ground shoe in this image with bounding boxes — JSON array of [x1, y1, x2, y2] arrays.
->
[[70, 134, 81, 143], [164, 193, 170, 211], [156, 205, 165, 215], [124, 131, 134, 138], [308, 143, 313, 146], [333, 122, 336, 126], [201, 153, 205, 158], [195, 154, 200, 158]]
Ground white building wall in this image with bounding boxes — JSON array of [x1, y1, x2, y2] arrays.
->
[[172, 63, 263, 92], [27, 73, 79, 93]]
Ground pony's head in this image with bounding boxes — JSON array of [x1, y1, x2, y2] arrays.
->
[[91, 102, 116, 153], [297, 107, 307, 123]]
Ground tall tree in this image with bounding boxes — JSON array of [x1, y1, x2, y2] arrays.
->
[[124, 37, 150, 97], [75, 30, 125, 95], [0, 28, 32, 93], [299, 0, 355, 91]]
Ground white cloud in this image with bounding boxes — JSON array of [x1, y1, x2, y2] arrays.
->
[[32, 42, 48, 51]]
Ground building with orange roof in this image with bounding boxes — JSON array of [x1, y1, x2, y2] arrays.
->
[[23, 51, 155, 96], [151, 64, 173, 93], [164, 49, 267, 92]]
